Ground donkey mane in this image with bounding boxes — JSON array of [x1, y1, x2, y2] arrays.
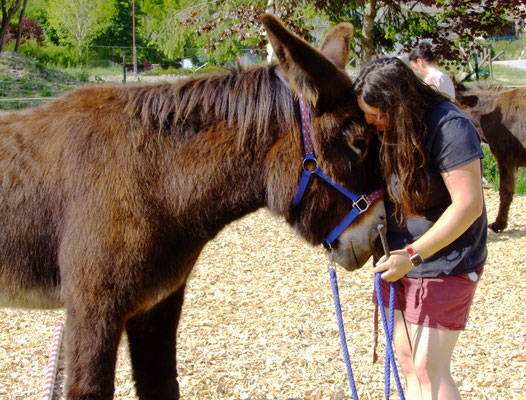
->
[[455, 82, 503, 93], [125, 65, 297, 147]]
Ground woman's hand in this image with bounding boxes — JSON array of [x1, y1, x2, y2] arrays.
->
[[373, 249, 414, 282]]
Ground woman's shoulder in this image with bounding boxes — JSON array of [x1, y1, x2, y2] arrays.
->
[[425, 101, 468, 128], [424, 101, 482, 162]]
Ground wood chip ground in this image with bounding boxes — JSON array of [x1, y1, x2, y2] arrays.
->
[[1, 189, 525, 400]]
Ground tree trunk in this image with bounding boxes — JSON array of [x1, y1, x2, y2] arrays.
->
[[0, 19, 10, 53], [14, 0, 28, 53], [266, 0, 275, 63], [361, 0, 376, 67], [0, 0, 24, 53]]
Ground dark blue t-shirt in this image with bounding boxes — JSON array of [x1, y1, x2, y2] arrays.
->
[[386, 101, 487, 277]]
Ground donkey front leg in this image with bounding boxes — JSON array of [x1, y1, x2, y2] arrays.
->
[[64, 295, 127, 400], [490, 163, 517, 232], [125, 285, 186, 400]]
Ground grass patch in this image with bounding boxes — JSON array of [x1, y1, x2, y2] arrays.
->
[[58, 65, 123, 81], [515, 168, 526, 195], [483, 64, 526, 87], [482, 144, 500, 188], [488, 38, 526, 60], [0, 51, 84, 98], [482, 144, 526, 195]]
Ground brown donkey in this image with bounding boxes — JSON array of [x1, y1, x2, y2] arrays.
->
[[454, 80, 526, 232], [0, 15, 385, 399]]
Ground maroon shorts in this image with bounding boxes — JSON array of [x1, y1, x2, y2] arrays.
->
[[372, 268, 483, 330]]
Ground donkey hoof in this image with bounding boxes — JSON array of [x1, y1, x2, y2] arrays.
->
[[488, 221, 506, 233]]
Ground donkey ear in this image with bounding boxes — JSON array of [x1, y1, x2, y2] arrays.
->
[[261, 14, 353, 112], [319, 22, 354, 70], [459, 94, 479, 108]]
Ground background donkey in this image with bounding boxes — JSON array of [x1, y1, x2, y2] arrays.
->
[[0, 14, 385, 400], [454, 80, 526, 232]]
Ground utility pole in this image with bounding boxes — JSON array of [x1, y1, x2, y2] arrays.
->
[[132, 0, 137, 73]]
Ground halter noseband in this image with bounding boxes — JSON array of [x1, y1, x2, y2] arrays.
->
[[291, 93, 384, 248]]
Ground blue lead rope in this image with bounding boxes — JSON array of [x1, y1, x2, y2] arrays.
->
[[328, 264, 406, 399], [374, 274, 406, 400], [329, 267, 360, 400]]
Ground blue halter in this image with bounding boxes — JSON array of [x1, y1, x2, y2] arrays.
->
[[290, 93, 384, 246], [291, 94, 405, 400]]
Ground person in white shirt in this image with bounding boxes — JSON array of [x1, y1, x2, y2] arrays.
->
[[409, 42, 456, 101]]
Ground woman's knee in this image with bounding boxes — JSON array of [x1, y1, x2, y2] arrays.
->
[[412, 357, 449, 385], [398, 355, 416, 377]]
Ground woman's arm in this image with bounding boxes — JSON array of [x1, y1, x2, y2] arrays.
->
[[373, 158, 484, 281]]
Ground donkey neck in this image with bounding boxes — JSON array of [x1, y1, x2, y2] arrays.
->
[[144, 67, 299, 240]]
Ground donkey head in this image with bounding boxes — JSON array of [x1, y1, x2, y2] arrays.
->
[[450, 74, 480, 109], [261, 14, 385, 270]]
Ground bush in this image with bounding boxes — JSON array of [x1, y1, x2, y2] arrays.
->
[[4, 17, 44, 46], [144, 66, 182, 76], [16, 39, 83, 68], [74, 70, 90, 82], [159, 60, 182, 70]]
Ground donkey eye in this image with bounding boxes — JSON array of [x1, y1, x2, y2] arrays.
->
[[350, 137, 368, 158], [342, 121, 368, 157], [348, 139, 364, 158]]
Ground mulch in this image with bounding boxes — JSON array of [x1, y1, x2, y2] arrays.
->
[[1, 188, 525, 400]]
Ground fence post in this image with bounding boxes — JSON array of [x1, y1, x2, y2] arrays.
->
[[474, 52, 479, 81], [488, 47, 494, 80], [122, 56, 126, 84]]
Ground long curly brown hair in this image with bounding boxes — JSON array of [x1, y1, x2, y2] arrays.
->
[[354, 57, 449, 224]]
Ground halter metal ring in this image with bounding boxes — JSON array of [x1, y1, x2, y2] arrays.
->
[[354, 195, 370, 213], [302, 157, 318, 172]]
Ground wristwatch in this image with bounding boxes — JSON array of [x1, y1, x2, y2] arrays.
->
[[405, 244, 423, 267]]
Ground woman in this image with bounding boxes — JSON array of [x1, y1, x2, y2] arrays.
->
[[409, 41, 456, 101], [354, 58, 487, 400]]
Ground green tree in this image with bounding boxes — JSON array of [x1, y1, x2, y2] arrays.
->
[[138, 0, 179, 42], [26, 0, 60, 45], [93, 0, 139, 48], [165, 0, 526, 66], [140, 0, 308, 63], [47, 0, 117, 58], [138, 0, 193, 59], [310, 0, 526, 66], [90, 0, 164, 64]]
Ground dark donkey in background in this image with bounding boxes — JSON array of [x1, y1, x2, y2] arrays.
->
[[0, 14, 385, 400], [454, 79, 526, 232]]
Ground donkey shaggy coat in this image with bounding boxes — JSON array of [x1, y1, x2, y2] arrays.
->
[[455, 81, 526, 232], [0, 15, 385, 399]]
